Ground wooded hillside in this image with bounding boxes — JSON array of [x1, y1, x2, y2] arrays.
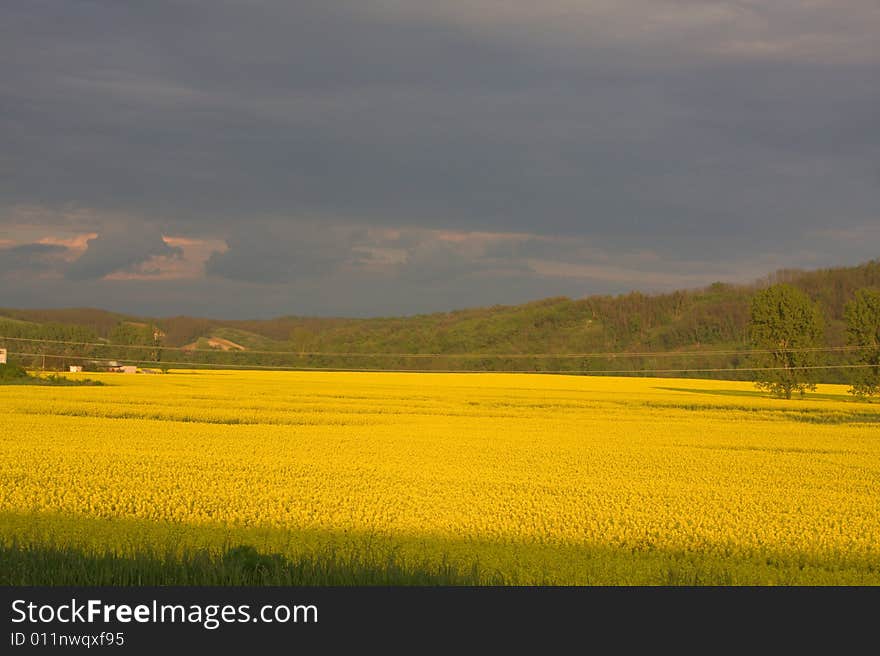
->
[[2, 260, 878, 381]]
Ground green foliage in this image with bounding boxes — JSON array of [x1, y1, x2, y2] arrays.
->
[[39, 374, 105, 387], [109, 321, 155, 345], [749, 284, 824, 399], [0, 318, 97, 343], [0, 363, 29, 381], [0, 308, 126, 337], [844, 288, 880, 398], [0, 364, 102, 386]]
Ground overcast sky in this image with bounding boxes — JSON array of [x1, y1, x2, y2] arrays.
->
[[1, 1, 878, 318]]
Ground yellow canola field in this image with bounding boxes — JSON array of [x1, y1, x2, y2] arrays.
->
[[1, 370, 879, 584]]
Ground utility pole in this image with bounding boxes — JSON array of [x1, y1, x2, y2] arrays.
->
[[152, 328, 158, 362], [152, 325, 165, 370]]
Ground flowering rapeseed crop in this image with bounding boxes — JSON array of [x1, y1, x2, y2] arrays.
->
[[1, 371, 878, 584]]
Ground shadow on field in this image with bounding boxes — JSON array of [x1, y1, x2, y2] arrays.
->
[[0, 542, 488, 586], [1, 511, 878, 586], [654, 386, 861, 403], [651, 388, 880, 424]]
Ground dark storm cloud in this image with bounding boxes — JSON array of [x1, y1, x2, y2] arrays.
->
[[394, 239, 525, 285], [205, 224, 361, 283], [0, 1, 877, 315], [66, 227, 182, 280], [0, 243, 68, 277]]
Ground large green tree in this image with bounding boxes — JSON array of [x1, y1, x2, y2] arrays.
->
[[844, 288, 880, 398], [749, 284, 824, 399]]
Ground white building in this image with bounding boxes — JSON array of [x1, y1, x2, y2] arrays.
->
[[0, 348, 6, 364], [69, 365, 83, 373]]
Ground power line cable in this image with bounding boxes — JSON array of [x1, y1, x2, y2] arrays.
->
[[0, 335, 873, 359]]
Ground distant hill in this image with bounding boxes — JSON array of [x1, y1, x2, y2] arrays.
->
[[2, 259, 879, 381]]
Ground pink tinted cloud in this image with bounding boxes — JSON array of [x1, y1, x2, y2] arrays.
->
[[434, 229, 545, 244], [103, 235, 227, 281], [37, 233, 99, 260]]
